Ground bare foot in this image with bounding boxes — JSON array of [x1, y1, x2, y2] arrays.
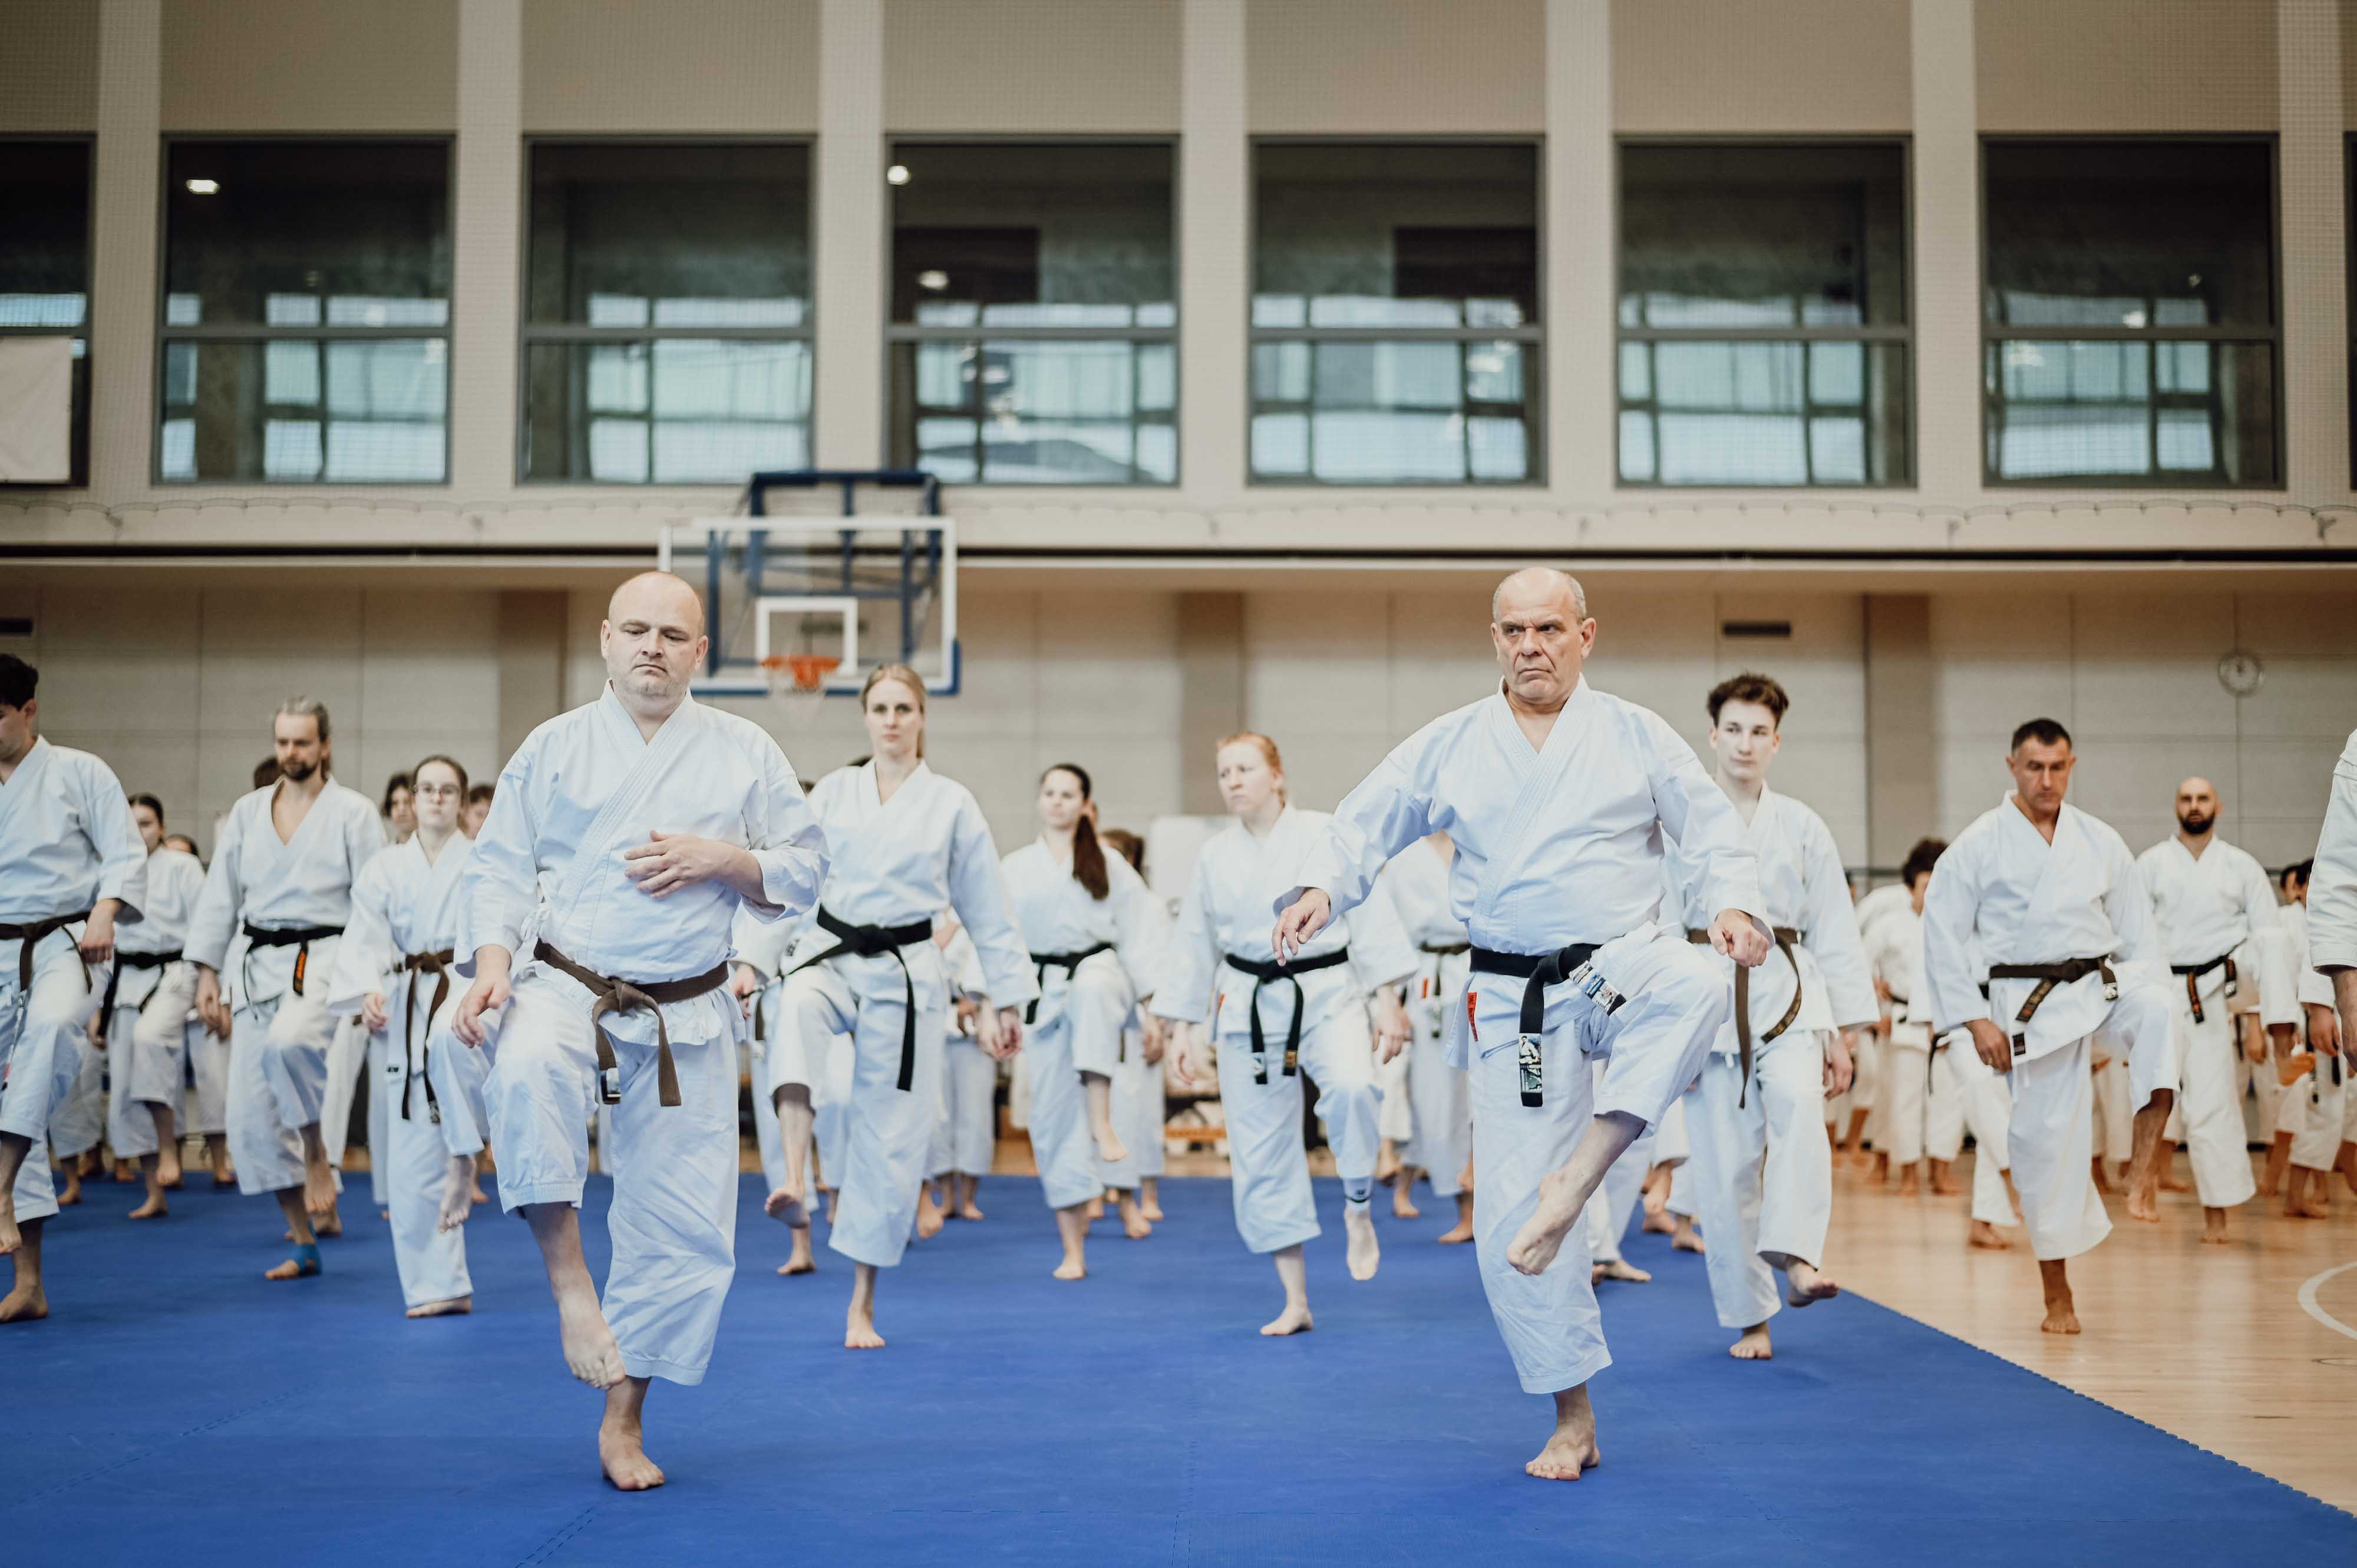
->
[[2090, 1157, 2115, 1195], [1729, 1324, 1772, 1360], [958, 1200, 985, 1222], [1524, 1418, 1600, 1481], [2159, 1171, 2191, 1193], [302, 1157, 338, 1220], [1930, 1167, 1961, 1196], [470, 1183, 488, 1206], [55, 1177, 81, 1207], [776, 1226, 817, 1276], [2200, 1211, 2230, 1246], [1343, 1203, 1381, 1281], [263, 1253, 321, 1281], [0, 1281, 48, 1323], [1671, 1217, 1705, 1254], [556, 1289, 627, 1388], [599, 1420, 665, 1492], [1052, 1257, 1086, 1281], [1260, 1301, 1314, 1336], [405, 1296, 472, 1319], [2287, 1196, 2330, 1219], [439, 1158, 477, 1233], [128, 1193, 168, 1220], [1140, 1194, 1164, 1222], [1784, 1262, 1838, 1307], [1094, 1128, 1130, 1166], [1897, 1167, 1921, 1196], [1639, 1193, 1674, 1234], [844, 1307, 886, 1350], [2041, 1302, 2081, 1333], [1968, 1219, 2013, 1250], [158, 1146, 183, 1189], [312, 1207, 342, 1239], [1592, 1257, 1651, 1285], [914, 1187, 945, 1240], [1392, 1184, 1421, 1219], [1375, 1142, 1401, 1184], [1436, 1217, 1475, 1245], [2125, 1167, 2161, 1223], [1084, 1196, 1104, 1222], [1867, 1151, 1889, 1181], [1118, 1193, 1152, 1240], [1505, 1166, 1584, 1277], [762, 1184, 808, 1230]]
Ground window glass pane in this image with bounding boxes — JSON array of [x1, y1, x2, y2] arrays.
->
[[1619, 143, 1907, 329], [0, 141, 90, 329], [164, 142, 450, 326], [527, 143, 810, 327], [1618, 341, 1907, 486], [1250, 338, 1540, 483], [1983, 141, 2274, 329], [891, 143, 1173, 325], [1985, 339, 2277, 484], [157, 339, 447, 481], [524, 340, 811, 483], [890, 340, 1177, 484], [1255, 144, 1540, 328]]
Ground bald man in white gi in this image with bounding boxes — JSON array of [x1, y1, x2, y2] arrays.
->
[[1922, 719, 2175, 1335], [2307, 729, 2357, 1172], [2135, 777, 2273, 1242], [453, 572, 827, 1492], [0, 653, 147, 1323], [1274, 568, 1767, 1483]]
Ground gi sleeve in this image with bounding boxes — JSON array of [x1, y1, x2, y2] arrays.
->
[[1640, 708, 1765, 927], [186, 800, 247, 973], [1341, 860, 1420, 995], [1921, 833, 1993, 1033], [343, 792, 388, 892], [2312, 731, 2357, 973], [326, 853, 398, 1016], [83, 757, 150, 925], [1801, 813, 1880, 1029], [741, 734, 830, 923], [455, 740, 542, 978], [1153, 853, 1220, 1025], [2104, 832, 2160, 968], [943, 794, 1038, 1007], [1107, 852, 1166, 1001], [1277, 725, 1438, 921]]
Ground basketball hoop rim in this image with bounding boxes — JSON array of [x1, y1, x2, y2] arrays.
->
[[760, 652, 842, 697]]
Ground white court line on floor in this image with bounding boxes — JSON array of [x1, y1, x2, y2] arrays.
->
[[2297, 1260, 2357, 1342]]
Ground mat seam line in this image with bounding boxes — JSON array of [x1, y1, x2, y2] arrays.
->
[[4, 1382, 318, 1511], [514, 1501, 606, 1567]]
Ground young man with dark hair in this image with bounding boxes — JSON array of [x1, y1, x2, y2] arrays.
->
[[1671, 671, 1874, 1361], [0, 654, 150, 1323]]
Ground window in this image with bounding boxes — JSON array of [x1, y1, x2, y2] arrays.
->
[[523, 142, 811, 484], [159, 141, 450, 483], [1983, 139, 2279, 487], [0, 140, 92, 485], [1617, 141, 1910, 487], [1252, 143, 1541, 485], [888, 142, 1175, 484]]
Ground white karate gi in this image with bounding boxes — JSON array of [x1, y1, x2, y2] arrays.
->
[[1002, 840, 1163, 1210], [460, 687, 826, 1386], [1283, 681, 1760, 1394], [929, 926, 995, 1181], [1914, 929, 2018, 1230], [187, 777, 384, 1199], [765, 761, 1033, 1272], [2137, 836, 2274, 1211], [1160, 806, 1416, 1255], [328, 836, 482, 1309], [1923, 797, 2173, 1262], [0, 738, 146, 1223], [2257, 901, 2343, 1171], [1099, 893, 1174, 1191], [2311, 732, 2357, 1150], [1378, 840, 1474, 1197], [103, 845, 208, 1162], [1860, 886, 1927, 1167], [1668, 787, 1877, 1332]]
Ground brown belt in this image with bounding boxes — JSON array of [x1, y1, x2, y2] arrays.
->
[[1, 909, 93, 995], [532, 939, 729, 1107], [1688, 925, 1805, 1106], [1986, 958, 2117, 1058], [2169, 952, 2236, 1026], [400, 948, 455, 1123]]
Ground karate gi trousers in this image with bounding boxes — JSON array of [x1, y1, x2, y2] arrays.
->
[[2287, 1057, 2348, 1174], [2006, 976, 2173, 1262], [1025, 953, 1131, 1211], [1881, 1026, 1931, 1167], [1212, 1000, 1379, 1255], [1927, 1035, 2016, 1230], [1376, 1022, 1414, 1145], [1102, 1023, 1165, 1187], [51, 1024, 107, 1161], [1, 927, 99, 1227], [2089, 1047, 2132, 1167], [319, 1012, 368, 1179], [930, 1035, 996, 1180], [226, 942, 343, 1197], [483, 964, 741, 1385], [1405, 1027, 1473, 1197], [1683, 1028, 1834, 1330], [2162, 988, 2257, 1210], [1467, 925, 1727, 1392], [106, 964, 198, 1160], [380, 985, 474, 1309]]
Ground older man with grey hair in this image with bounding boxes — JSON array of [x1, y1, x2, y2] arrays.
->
[[1272, 567, 1770, 1482]]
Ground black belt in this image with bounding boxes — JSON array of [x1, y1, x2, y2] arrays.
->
[[1688, 925, 1803, 1107], [400, 948, 455, 1123], [1222, 948, 1351, 1085], [95, 947, 181, 1045], [241, 922, 342, 1001], [533, 939, 728, 1107], [2, 909, 93, 996], [788, 908, 936, 1092], [1026, 943, 1115, 1025], [1987, 958, 2117, 1058], [1470, 942, 1611, 1108], [2169, 952, 2237, 1026]]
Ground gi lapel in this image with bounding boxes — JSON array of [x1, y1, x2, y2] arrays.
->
[[1470, 682, 1599, 917], [549, 689, 697, 917]]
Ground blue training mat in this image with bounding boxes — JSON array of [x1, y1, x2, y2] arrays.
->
[[6, 1173, 2351, 1566]]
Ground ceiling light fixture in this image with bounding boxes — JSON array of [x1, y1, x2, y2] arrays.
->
[[184, 178, 220, 194]]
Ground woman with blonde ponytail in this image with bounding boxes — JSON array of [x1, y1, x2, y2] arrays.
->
[[1001, 764, 1168, 1279]]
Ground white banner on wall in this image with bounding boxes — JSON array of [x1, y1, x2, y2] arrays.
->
[[0, 335, 73, 483]]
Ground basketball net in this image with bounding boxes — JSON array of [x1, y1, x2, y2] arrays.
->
[[759, 652, 840, 731]]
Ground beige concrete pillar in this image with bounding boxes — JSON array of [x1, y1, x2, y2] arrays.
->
[[2279, 0, 2349, 500], [1180, 0, 1248, 500], [814, 0, 886, 469], [1177, 592, 1245, 814], [1545, 0, 1613, 501], [90, 0, 160, 497], [496, 590, 569, 761], [450, 0, 522, 494], [1864, 594, 1935, 871], [1910, 0, 1980, 504]]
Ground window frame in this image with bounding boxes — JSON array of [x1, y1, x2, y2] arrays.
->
[[1977, 131, 2285, 492], [151, 133, 456, 488], [1246, 134, 1548, 489], [883, 134, 1181, 488], [0, 133, 96, 490], [1611, 133, 1916, 492], [515, 133, 817, 487]]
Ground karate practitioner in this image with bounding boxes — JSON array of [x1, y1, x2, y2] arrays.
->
[[1097, 826, 1170, 1220], [100, 794, 210, 1218], [189, 699, 384, 1276], [1003, 764, 1165, 1275], [452, 571, 826, 1490], [924, 917, 992, 1223], [1922, 719, 2176, 1335], [151, 829, 232, 1184], [2259, 860, 2342, 1217], [1160, 732, 1415, 1333], [1858, 850, 1931, 1193], [329, 755, 485, 1317], [1378, 831, 1475, 1243], [2135, 778, 2273, 1240], [1851, 876, 1916, 1179], [1666, 674, 1867, 1360], [2304, 729, 2357, 1190], [1273, 570, 1767, 1479], [760, 664, 1032, 1349], [0, 655, 147, 1323], [728, 897, 828, 1275]]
